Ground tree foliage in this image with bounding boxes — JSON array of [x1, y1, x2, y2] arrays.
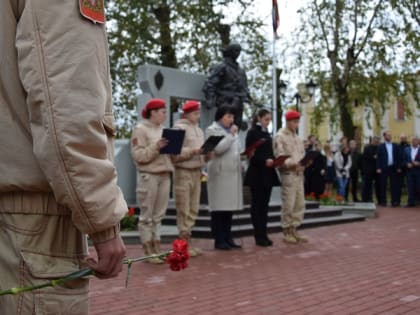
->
[[283, 0, 419, 139], [106, 0, 271, 137]]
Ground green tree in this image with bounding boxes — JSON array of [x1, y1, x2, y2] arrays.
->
[[283, 0, 419, 139], [106, 1, 271, 137]]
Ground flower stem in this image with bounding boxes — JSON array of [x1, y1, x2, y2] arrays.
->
[[0, 252, 172, 296]]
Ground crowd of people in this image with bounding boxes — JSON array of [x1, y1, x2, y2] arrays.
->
[[130, 99, 317, 262], [303, 132, 420, 208], [130, 99, 420, 263], [2, 2, 417, 308]]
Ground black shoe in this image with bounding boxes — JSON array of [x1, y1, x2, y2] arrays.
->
[[404, 204, 415, 208], [256, 239, 271, 247], [265, 238, 273, 246], [226, 239, 242, 249], [391, 203, 400, 207], [214, 242, 231, 250], [378, 203, 387, 207]]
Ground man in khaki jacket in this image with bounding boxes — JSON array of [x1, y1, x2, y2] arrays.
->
[[274, 110, 308, 244], [172, 101, 208, 256], [0, 1, 127, 313]]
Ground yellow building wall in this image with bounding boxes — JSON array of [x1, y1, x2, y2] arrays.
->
[[304, 104, 330, 143], [387, 99, 415, 142], [303, 95, 417, 144]]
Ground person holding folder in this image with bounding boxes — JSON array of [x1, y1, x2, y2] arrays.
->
[[274, 110, 309, 244], [244, 109, 280, 246], [130, 98, 173, 263], [172, 100, 210, 256], [205, 105, 243, 250]]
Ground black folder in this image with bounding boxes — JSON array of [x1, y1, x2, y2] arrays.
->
[[160, 128, 186, 154], [299, 150, 320, 166], [201, 135, 224, 154]]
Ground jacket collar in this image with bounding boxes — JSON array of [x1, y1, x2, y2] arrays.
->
[[143, 119, 161, 128], [282, 127, 296, 136]]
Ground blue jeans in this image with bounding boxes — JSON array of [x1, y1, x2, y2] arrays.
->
[[337, 177, 349, 197]]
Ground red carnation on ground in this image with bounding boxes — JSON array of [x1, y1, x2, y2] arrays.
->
[[336, 195, 344, 202], [166, 239, 190, 271]]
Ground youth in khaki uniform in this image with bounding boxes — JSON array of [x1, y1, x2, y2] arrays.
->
[[273, 110, 309, 244], [131, 99, 173, 263], [0, 1, 127, 313], [172, 101, 210, 256]]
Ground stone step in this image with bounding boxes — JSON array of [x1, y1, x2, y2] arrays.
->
[[161, 207, 344, 226], [191, 213, 366, 238], [127, 200, 321, 217], [119, 212, 365, 244]]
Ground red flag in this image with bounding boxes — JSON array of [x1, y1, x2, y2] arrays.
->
[[272, 0, 280, 39]]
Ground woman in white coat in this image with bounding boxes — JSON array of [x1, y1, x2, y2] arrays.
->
[[205, 105, 243, 250]]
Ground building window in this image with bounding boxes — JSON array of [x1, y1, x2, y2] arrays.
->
[[395, 100, 406, 121]]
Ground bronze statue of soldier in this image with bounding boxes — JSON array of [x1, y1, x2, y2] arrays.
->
[[203, 42, 251, 129]]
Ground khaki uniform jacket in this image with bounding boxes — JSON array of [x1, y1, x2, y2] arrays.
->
[[273, 128, 305, 170], [0, 1, 127, 242], [172, 118, 206, 169], [131, 120, 174, 173]]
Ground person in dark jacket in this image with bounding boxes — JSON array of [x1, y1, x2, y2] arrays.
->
[[399, 133, 410, 192], [323, 143, 336, 195], [403, 136, 420, 207], [244, 109, 280, 247], [376, 131, 403, 207], [361, 136, 381, 202], [346, 139, 362, 202], [308, 140, 326, 199]]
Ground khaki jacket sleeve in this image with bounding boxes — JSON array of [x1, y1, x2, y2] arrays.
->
[[171, 147, 195, 163], [273, 134, 290, 168], [17, 12, 126, 241], [131, 127, 160, 164]]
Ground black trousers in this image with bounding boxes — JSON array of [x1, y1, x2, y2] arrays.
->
[[407, 169, 420, 206], [347, 170, 359, 201], [378, 166, 402, 205], [362, 173, 381, 202], [250, 185, 272, 242], [211, 211, 233, 244]]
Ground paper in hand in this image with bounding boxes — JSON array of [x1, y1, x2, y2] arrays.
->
[[241, 138, 267, 157], [271, 155, 291, 168], [160, 128, 186, 155]]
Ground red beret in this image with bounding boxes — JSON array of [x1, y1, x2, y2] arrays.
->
[[142, 98, 166, 119], [182, 100, 200, 113], [285, 110, 301, 121]]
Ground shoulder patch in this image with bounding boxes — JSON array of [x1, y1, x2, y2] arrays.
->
[[79, 0, 105, 24]]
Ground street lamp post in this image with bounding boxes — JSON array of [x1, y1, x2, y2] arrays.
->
[[278, 79, 318, 136]]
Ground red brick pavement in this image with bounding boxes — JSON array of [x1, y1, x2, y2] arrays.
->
[[89, 207, 420, 315]]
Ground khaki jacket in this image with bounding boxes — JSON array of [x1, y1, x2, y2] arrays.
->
[[273, 128, 305, 170], [131, 120, 174, 174], [0, 0, 127, 243], [172, 118, 206, 169]]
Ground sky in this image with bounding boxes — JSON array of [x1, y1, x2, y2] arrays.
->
[[250, 0, 311, 88], [258, 0, 306, 40]]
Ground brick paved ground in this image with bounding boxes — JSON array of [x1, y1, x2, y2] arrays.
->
[[89, 206, 420, 315]]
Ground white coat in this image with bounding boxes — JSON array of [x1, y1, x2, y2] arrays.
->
[[205, 122, 243, 211], [334, 151, 352, 178]]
